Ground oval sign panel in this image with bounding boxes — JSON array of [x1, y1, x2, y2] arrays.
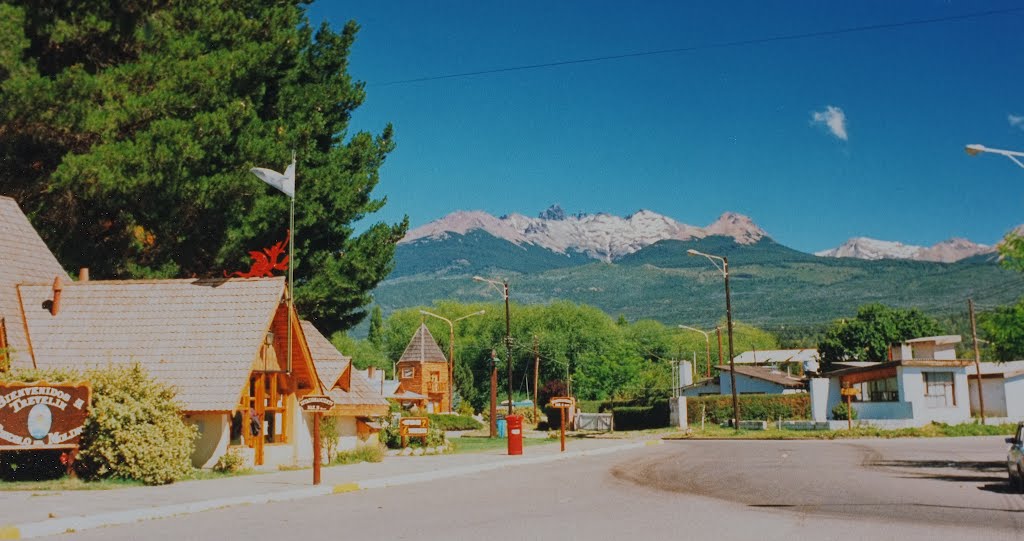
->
[[28, 403, 53, 440]]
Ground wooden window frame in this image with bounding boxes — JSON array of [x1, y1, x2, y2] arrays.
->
[[923, 372, 955, 408]]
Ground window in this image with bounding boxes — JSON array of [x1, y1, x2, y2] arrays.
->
[[401, 367, 415, 379], [924, 372, 955, 408], [862, 377, 898, 402]]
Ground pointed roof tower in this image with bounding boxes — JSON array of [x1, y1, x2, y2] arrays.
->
[[398, 323, 448, 364]]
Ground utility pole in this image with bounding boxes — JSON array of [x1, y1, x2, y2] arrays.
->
[[503, 280, 513, 416], [489, 349, 498, 438], [533, 335, 540, 425], [715, 326, 723, 378], [969, 299, 986, 423]]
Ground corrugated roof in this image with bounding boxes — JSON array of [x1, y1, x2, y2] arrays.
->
[[0, 197, 70, 368], [398, 323, 447, 364], [732, 349, 819, 365], [718, 364, 806, 388], [19, 277, 286, 412], [301, 320, 388, 413]]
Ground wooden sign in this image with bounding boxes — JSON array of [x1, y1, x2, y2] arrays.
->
[[0, 381, 91, 450], [399, 417, 430, 447], [840, 387, 861, 397], [549, 397, 573, 408], [299, 395, 335, 412]]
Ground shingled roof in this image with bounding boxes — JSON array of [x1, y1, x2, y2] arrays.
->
[[718, 364, 806, 389], [18, 277, 287, 412], [300, 320, 388, 416], [397, 323, 447, 364], [0, 197, 69, 368]]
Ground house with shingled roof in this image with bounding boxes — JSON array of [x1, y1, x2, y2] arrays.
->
[[394, 323, 451, 413], [0, 196, 386, 469], [301, 320, 389, 448]]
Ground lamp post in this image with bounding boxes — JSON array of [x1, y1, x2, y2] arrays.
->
[[473, 276, 514, 415], [419, 309, 486, 413], [687, 249, 739, 431], [965, 144, 1024, 169], [679, 325, 711, 379]]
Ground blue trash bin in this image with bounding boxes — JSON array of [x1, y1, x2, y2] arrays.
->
[[496, 418, 507, 438]]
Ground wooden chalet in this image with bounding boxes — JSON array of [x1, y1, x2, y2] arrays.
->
[[301, 321, 390, 446], [394, 323, 451, 413], [0, 196, 387, 468]]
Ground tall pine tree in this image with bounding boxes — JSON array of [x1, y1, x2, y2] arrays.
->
[[0, 1, 406, 334]]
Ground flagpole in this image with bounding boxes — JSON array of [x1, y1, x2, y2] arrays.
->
[[287, 152, 295, 375]]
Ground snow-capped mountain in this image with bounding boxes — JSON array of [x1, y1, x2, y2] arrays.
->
[[402, 205, 767, 262], [815, 237, 993, 263]]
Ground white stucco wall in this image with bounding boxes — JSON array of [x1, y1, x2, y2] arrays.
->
[[334, 416, 360, 452], [898, 366, 970, 424], [186, 413, 230, 469], [809, 378, 830, 422], [1006, 375, 1024, 419], [970, 378, 1007, 417]]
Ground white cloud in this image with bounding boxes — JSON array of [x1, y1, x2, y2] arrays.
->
[[1010, 114, 1024, 130], [810, 105, 848, 141]]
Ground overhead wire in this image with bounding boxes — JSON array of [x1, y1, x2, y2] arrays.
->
[[373, 7, 1024, 87]]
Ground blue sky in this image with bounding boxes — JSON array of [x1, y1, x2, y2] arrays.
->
[[308, 1, 1024, 253]]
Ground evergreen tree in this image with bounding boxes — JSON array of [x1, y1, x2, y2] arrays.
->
[[0, 2, 406, 334], [367, 305, 385, 349]]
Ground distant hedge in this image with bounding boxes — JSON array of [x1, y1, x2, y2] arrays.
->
[[686, 394, 810, 425], [425, 413, 483, 431]]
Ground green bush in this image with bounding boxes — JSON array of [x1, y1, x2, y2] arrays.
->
[[577, 400, 603, 413], [380, 423, 446, 449], [481, 406, 536, 425], [611, 406, 653, 430], [7, 365, 197, 485], [334, 444, 385, 464], [686, 394, 810, 425], [831, 402, 858, 421], [212, 448, 248, 473], [425, 413, 483, 431]]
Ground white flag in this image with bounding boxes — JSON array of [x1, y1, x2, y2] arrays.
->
[[250, 158, 295, 198]]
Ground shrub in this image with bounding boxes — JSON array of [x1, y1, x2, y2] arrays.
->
[[481, 406, 536, 425], [425, 413, 483, 431], [335, 444, 385, 464], [212, 448, 248, 473], [6, 365, 197, 485], [320, 416, 339, 462], [687, 394, 810, 425], [380, 423, 446, 449], [831, 402, 858, 421], [612, 406, 657, 430]]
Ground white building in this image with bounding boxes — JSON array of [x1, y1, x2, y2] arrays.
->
[[968, 360, 1024, 422], [810, 336, 972, 428]]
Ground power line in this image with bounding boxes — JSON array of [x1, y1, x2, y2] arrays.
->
[[373, 7, 1024, 87]]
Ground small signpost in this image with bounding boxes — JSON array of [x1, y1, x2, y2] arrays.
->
[[0, 381, 91, 476], [299, 395, 334, 485], [840, 386, 860, 430], [399, 417, 430, 448], [549, 397, 574, 452]]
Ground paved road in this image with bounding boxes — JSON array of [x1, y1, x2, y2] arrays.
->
[[59, 437, 1023, 541], [616, 436, 1024, 531]]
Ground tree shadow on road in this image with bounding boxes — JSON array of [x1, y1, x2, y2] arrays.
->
[[869, 459, 1019, 492]]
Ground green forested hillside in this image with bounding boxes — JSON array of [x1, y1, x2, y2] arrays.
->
[[377, 233, 1023, 330]]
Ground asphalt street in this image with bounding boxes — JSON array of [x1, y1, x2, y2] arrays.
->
[[56, 437, 1024, 541]]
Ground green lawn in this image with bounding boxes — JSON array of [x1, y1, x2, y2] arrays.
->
[[451, 436, 557, 454], [664, 422, 1017, 440]]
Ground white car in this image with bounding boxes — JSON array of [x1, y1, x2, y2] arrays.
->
[[1009, 422, 1024, 493]]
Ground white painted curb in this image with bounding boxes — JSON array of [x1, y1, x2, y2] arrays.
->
[[0, 440, 659, 539]]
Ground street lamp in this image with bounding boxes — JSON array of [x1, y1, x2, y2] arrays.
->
[[687, 248, 740, 431], [419, 309, 486, 413], [679, 325, 711, 378], [473, 276, 514, 415], [965, 144, 1024, 169]]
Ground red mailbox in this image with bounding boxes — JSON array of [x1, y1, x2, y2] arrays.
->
[[506, 414, 523, 455]]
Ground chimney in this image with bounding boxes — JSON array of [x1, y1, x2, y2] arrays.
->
[[368, 366, 376, 379], [51, 276, 63, 316], [78, 268, 89, 282]]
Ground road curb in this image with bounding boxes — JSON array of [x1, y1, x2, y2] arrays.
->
[[0, 440, 652, 539]]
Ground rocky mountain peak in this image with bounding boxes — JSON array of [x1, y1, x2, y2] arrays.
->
[[539, 204, 567, 221]]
